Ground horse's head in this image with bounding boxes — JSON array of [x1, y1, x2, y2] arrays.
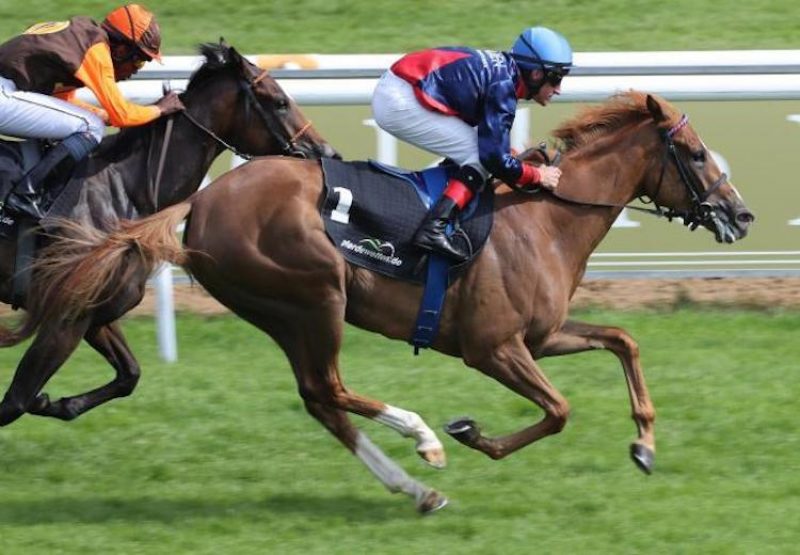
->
[[642, 94, 754, 243], [182, 40, 338, 160]]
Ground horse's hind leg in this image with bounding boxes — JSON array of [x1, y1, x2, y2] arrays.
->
[[279, 310, 445, 468], [29, 322, 140, 421], [240, 298, 445, 510], [303, 399, 447, 514], [537, 319, 656, 474], [0, 319, 89, 426]]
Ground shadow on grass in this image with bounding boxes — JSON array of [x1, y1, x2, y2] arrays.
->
[[0, 493, 410, 525]]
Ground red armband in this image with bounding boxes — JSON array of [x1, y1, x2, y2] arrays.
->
[[517, 163, 541, 186]]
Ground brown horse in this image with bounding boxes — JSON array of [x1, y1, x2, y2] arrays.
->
[[20, 92, 754, 513], [0, 41, 335, 425]]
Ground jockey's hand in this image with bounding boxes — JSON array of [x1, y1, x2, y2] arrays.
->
[[538, 166, 562, 191], [156, 91, 185, 116]]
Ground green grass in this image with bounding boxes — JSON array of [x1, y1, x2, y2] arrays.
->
[[1, 3, 799, 553], [1, 0, 798, 53], [0, 309, 798, 554]]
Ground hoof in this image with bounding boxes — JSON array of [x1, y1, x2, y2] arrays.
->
[[630, 443, 655, 474], [417, 489, 448, 515], [417, 446, 447, 469], [444, 416, 480, 446]]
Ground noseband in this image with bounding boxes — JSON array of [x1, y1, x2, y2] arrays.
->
[[648, 114, 728, 230]]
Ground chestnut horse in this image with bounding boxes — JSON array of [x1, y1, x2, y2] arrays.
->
[[20, 92, 753, 513], [0, 42, 335, 425]]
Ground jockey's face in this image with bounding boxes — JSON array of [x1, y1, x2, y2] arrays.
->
[[529, 69, 563, 107], [110, 41, 150, 81]]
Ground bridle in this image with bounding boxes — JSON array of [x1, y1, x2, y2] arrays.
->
[[147, 69, 312, 209], [647, 114, 728, 230], [513, 114, 727, 230], [181, 69, 312, 161]]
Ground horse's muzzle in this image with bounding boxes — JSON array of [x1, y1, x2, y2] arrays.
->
[[707, 201, 755, 243]]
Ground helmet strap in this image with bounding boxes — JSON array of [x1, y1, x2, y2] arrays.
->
[[522, 68, 545, 99]]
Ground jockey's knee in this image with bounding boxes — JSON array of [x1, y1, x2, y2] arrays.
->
[[78, 112, 105, 145], [62, 131, 100, 161], [456, 165, 487, 193]]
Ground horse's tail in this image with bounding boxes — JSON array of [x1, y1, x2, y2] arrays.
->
[[0, 201, 193, 346]]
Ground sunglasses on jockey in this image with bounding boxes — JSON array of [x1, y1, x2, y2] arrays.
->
[[111, 43, 151, 71], [107, 28, 152, 69], [544, 66, 569, 86]]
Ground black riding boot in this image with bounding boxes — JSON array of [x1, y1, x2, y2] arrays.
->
[[412, 195, 469, 262], [4, 132, 97, 221], [4, 175, 46, 221]]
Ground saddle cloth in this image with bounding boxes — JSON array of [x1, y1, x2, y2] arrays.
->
[[320, 158, 494, 284], [0, 138, 85, 237]]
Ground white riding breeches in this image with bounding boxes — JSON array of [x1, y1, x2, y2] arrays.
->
[[0, 75, 105, 143], [371, 71, 489, 178]]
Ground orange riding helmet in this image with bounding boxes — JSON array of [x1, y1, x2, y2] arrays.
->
[[102, 4, 162, 61]]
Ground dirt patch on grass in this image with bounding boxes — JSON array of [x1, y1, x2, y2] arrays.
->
[[130, 277, 800, 315], [2, 277, 796, 320]]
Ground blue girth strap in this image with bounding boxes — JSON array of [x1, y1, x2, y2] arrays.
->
[[410, 166, 451, 354]]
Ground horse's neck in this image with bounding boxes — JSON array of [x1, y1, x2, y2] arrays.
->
[[82, 117, 222, 223], [507, 146, 647, 291]]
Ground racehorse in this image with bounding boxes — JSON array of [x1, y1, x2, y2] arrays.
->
[[0, 41, 335, 425], [17, 91, 754, 513]]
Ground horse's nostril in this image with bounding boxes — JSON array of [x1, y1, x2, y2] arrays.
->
[[737, 211, 755, 224]]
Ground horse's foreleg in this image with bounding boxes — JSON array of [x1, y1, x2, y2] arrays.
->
[[537, 319, 655, 474], [445, 335, 570, 460], [0, 319, 89, 426], [303, 400, 447, 514], [29, 322, 140, 421]]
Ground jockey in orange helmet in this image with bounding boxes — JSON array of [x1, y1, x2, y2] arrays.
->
[[0, 4, 184, 220]]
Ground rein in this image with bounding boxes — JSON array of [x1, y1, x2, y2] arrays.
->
[[514, 116, 727, 228]]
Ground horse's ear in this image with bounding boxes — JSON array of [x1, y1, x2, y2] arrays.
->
[[219, 37, 229, 49], [228, 45, 249, 72], [646, 94, 666, 123]]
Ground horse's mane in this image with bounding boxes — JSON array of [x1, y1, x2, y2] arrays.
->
[[93, 42, 238, 162], [552, 91, 680, 152], [186, 42, 239, 89]]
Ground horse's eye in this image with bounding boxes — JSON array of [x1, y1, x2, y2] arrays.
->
[[691, 150, 706, 164], [275, 98, 289, 111]]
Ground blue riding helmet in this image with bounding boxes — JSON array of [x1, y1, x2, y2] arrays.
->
[[511, 26, 573, 74]]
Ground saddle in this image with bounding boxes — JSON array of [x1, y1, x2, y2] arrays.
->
[[0, 137, 86, 307], [319, 158, 495, 284], [0, 137, 85, 237]]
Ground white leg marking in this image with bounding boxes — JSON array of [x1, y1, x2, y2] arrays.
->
[[374, 404, 443, 454], [354, 431, 431, 504]]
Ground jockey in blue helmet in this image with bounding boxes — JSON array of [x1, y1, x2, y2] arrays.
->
[[510, 26, 573, 102], [371, 26, 573, 262]]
